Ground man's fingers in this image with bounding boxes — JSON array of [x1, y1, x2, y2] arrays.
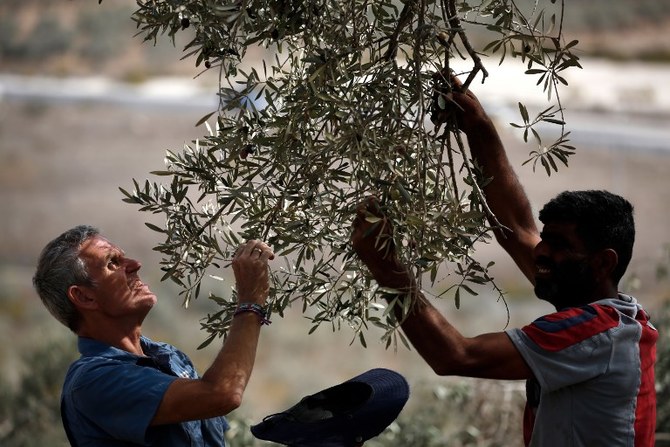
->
[[449, 73, 463, 89], [234, 240, 274, 260], [355, 196, 382, 217], [362, 220, 383, 239]]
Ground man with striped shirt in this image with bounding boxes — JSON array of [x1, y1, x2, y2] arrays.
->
[[351, 76, 657, 446]]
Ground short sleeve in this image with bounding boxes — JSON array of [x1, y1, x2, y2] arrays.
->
[[69, 359, 178, 444], [506, 304, 620, 392]]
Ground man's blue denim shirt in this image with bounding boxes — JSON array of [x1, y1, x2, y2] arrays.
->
[[61, 336, 229, 446]]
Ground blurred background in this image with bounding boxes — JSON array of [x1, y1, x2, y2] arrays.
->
[[1, 0, 670, 445]]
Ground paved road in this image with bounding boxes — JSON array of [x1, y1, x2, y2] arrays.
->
[[0, 74, 219, 111], [2, 58, 670, 153]]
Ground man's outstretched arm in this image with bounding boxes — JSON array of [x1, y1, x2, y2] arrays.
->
[[449, 77, 540, 283], [151, 240, 274, 425], [351, 199, 532, 380]]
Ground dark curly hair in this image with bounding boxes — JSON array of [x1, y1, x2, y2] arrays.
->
[[538, 190, 635, 283]]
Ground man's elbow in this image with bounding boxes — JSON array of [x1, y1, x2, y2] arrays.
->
[[431, 361, 477, 377], [430, 362, 452, 376], [213, 387, 244, 415], [426, 346, 473, 377]]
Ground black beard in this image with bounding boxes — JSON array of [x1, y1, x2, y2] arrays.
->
[[534, 256, 597, 309]]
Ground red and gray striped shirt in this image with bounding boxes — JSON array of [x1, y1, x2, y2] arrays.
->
[[506, 295, 657, 446]]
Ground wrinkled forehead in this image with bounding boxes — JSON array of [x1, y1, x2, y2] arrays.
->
[[78, 236, 123, 263]]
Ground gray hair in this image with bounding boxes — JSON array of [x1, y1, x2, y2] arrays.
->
[[32, 225, 100, 332]]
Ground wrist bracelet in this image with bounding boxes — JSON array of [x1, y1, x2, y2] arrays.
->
[[234, 303, 271, 325]]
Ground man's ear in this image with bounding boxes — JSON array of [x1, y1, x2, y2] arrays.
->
[[595, 248, 619, 280], [68, 285, 98, 310]]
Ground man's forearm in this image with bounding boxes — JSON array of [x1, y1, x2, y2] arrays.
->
[[466, 119, 534, 232], [369, 262, 474, 376], [150, 312, 264, 425], [202, 313, 262, 396], [463, 117, 539, 281]]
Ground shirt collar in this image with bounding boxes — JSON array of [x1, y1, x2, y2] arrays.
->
[[77, 335, 163, 360]]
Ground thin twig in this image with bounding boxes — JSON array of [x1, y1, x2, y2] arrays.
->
[[444, 0, 489, 88]]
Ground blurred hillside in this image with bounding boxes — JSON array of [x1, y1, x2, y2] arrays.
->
[[0, 1, 188, 80], [2, 0, 670, 81]]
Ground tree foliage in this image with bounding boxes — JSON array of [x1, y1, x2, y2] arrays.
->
[[118, 0, 581, 347]]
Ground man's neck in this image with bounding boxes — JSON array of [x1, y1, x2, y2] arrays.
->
[[78, 320, 145, 356]]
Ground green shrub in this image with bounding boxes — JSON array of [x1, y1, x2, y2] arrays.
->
[[655, 303, 670, 440], [0, 336, 76, 447], [24, 16, 72, 60], [76, 6, 134, 62], [0, 17, 23, 58]]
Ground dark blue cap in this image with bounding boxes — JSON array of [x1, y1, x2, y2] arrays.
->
[[250, 368, 410, 446]]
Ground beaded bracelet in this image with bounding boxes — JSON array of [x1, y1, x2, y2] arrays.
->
[[234, 303, 271, 325]]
